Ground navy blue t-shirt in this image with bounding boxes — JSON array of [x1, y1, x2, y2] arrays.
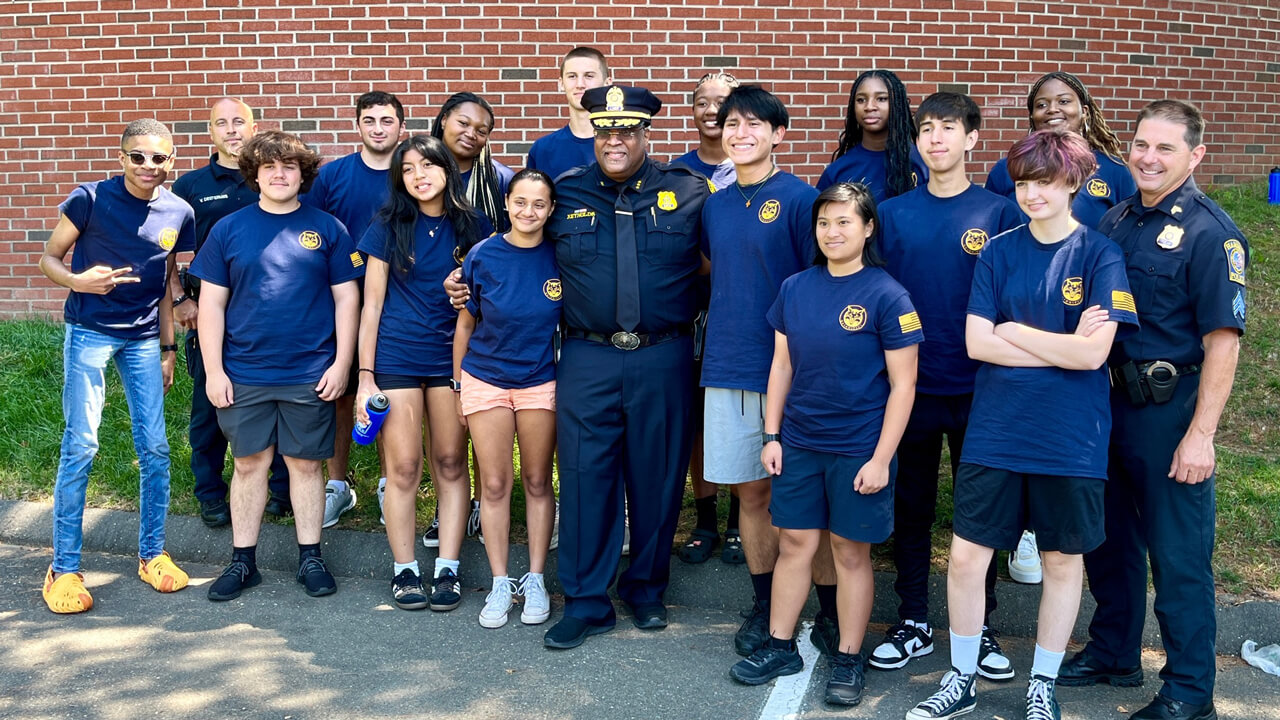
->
[[359, 211, 495, 377], [767, 266, 924, 456], [878, 184, 1023, 395], [190, 204, 364, 386], [701, 171, 816, 394], [302, 152, 390, 245], [815, 144, 929, 202], [962, 224, 1139, 478], [461, 235, 562, 388], [527, 126, 596, 181], [672, 149, 736, 189], [985, 149, 1136, 231], [58, 176, 196, 339], [171, 154, 259, 250]]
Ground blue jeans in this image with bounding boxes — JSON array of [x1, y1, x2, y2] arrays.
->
[[53, 324, 170, 572]]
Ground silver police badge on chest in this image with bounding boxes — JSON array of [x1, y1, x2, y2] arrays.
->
[[1155, 224, 1184, 250]]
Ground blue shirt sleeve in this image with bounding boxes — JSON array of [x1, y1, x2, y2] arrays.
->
[[766, 280, 789, 334], [58, 185, 93, 231], [189, 226, 230, 287], [1189, 221, 1248, 336], [966, 244, 998, 323], [327, 223, 364, 285], [879, 288, 925, 350]]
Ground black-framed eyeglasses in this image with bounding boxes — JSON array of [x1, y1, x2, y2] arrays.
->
[[124, 151, 173, 166]]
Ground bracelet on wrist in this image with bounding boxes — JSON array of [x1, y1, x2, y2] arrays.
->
[[160, 344, 178, 353], [172, 294, 190, 307], [762, 432, 781, 446]]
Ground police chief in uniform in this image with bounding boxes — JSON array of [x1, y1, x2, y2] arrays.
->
[[543, 85, 711, 649], [1060, 100, 1246, 720]]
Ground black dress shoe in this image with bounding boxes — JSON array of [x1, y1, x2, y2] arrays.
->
[[264, 493, 292, 518], [630, 604, 668, 630], [1057, 650, 1143, 687], [199, 498, 231, 528], [544, 616, 614, 649], [1130, 694, 1216, 720]]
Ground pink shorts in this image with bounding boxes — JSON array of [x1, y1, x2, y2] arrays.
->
[[459, 369, 556, 415]]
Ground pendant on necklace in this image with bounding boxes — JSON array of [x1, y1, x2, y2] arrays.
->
[[746, 201, 751, 208], [429, 229, 436, 237]]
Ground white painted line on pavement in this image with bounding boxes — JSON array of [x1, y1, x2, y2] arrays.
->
[[757, 620, 822, 720]]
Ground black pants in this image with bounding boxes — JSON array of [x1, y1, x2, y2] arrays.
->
[[186, 331, 290, 503], [892, 392, 997, 626]]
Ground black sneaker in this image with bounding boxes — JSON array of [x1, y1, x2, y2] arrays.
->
[[825, 651, 866, 706], [1025, 674, 1061, 720], [199, 498, 231, 528], [906, 668, 977, 719], [429, 567, 461, 611], [978, 628, 1015, 680], [207, 560, 261, 601], [810, 610, 839, 656], [264, 493, 292, 518], [729, 639, 803, 685], [734, 602, 770, 657], [391, 568, 428, 611], [869, 620, 934, 670], [296, 555, 336, 597]]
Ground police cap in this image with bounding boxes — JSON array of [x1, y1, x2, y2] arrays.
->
[[584, 85, 663, 130]]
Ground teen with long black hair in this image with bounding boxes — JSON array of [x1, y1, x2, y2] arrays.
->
[[817, 70, 927, 202]]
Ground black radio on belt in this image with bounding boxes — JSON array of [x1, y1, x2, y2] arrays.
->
[[1110, 360, 1201, 407], [178, 268, 201, 301]]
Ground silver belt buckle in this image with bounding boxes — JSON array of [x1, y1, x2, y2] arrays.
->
[[1144, 360, 1177, 379], [610, 331, 641, 350]]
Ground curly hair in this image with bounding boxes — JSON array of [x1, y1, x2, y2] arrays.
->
[[832, 70, 917, 200], [236, 130, 321, 194]]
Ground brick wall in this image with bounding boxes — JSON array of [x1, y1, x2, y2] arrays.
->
[[2, 0, 1277, 318]]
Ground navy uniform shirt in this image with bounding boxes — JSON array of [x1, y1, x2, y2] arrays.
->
[[878, 184, 1023, 395], [171, 154, 258, 250], [527, 126, 597, 181], [986, 149, 1137, 230], [1099, 178, 1248, 367], [815, 144, 929, 202], [547, 159, 710, 334]]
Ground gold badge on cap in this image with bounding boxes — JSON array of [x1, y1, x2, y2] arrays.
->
[[1156, 224, 1183, 250], [606, 86, 625, 112], [657, 191, 677, 212]]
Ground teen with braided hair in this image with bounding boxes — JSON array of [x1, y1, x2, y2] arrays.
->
[[817, 69, 927, 202], [985, 71, 1136, 230], [431, 92, 515, 233]]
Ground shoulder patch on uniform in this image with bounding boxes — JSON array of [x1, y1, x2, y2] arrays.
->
[[350, 252, 364, 268], [1233, 290, 1246, 320], [898, 311, 921, 334], [1112, 290, 1135, 314], [1224, 239, 1246, 285]]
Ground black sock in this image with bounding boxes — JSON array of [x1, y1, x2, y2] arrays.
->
[[726, 494, 740, 532], [695, 494, 718, 532], [750, 571, 773, 609], [767, 634, 796, 651], [816, 583, 837, 619], [232, 545, 257, 569], [298, 543, 321, 563]]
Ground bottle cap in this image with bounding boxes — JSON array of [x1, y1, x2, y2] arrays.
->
[[368, 392, 390, 411]]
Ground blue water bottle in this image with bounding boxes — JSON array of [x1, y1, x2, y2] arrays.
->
[[352, 392, 390, 445], [1270, 167, 1280, 205]]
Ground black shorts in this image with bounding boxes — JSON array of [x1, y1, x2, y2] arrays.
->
[[769, 445, 895, 543], [216, 383, 336, 460], [374, 372, 452, 391], [952, 463, 1104, 554]]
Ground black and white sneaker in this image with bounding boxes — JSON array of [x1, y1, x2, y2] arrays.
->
[[869, 620, 934, 670], [906, 668, 977, 719], [978, 628, 1015, 681], [421, 513, 440, 548], [1025, 674, 1061, 720], [429, 567, 461, 611], [391, 568, 428, 611]]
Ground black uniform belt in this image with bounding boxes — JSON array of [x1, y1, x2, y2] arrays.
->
[[1109, 360, 1201, 407], [564, 325, 692, 350]]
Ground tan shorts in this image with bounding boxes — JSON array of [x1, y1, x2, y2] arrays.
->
[[459, 369, 556, 415]]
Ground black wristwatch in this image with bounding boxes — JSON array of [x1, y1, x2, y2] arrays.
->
[[172, 294, 190, 307], [762, 433, 781, 446], [160, 344, 178, 353], [450, 378, 462, 392]]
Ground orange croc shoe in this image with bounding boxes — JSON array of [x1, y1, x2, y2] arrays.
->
[[43, 566, 93, 614], [138, 552, 189, 593]]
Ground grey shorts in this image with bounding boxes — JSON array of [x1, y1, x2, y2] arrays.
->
[[217, 383, 336, 460], [702, 387, 768, 485]]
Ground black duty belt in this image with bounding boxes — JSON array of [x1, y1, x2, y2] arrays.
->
[[564, 325, 692, 351], [1109, 360, 1201, 407]]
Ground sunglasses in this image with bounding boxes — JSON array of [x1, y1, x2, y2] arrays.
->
[[124, 151, 173, 166]]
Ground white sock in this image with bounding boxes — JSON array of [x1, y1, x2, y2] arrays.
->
[[950, 630, 982, 676], [393, 560, 419, 577], [434, 557, 460, 578], [378, 477, 387, 490], [1031, 644, 1066, 679]]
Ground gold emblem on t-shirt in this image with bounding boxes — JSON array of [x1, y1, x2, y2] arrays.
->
[[543, 278, 562, 301], [158, 228, 178, 251], [839, 304, 866, 332], [961, 228, 988, 255], [299, 230, 322, 250], [758, 199, 781, 224], [1087, 178, 1110, 198], [1062, 277, 1083, 306]]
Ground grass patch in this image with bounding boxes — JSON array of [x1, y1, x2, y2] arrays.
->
[[3, 183, 1277, 593]]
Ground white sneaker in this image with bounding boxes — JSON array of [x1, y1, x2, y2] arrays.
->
[[1009, 530, 1043, 584], [478, 576, 516, 629], [519, 571, 551, 625], [549, 502, 559, 552], [377, 477, 387, 525], [322, 479, 356, 529]]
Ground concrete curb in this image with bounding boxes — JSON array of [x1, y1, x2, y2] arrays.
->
[[2, 497, 1271, 654]]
